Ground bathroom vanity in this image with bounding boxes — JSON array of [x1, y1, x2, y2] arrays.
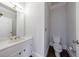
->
[[0, 36, 32, 57]]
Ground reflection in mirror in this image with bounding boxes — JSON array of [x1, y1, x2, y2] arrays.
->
[[0, 3, 25, 40], [0, 3, 16, 40], [16, 11, 25, 37]]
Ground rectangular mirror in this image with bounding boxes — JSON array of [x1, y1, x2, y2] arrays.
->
[[0, 3, 25, 40]]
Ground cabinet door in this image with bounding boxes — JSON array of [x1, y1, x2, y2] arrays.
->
[[0, 40, 24, 57], [20, 39, 32, 57], [0, 44, 20, 57], [10, 51, 23, 57], [10, 40, 32, 57], [0, 39, 32, 57]]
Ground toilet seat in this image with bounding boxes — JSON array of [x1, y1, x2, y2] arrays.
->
[[53, 44, 62, 52]]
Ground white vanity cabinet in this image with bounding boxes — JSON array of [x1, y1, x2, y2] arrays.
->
[[0, 39, 32, 57]]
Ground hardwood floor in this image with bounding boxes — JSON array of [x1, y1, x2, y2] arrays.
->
[[47, 46, 70, 57]]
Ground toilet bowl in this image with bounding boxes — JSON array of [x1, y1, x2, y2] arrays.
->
[[53, 36, 62, 57], [53, 44, 62, 57]]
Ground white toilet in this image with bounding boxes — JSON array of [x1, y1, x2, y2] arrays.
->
[[53, 36, 62, 57]]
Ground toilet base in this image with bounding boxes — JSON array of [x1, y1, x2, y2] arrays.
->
[[55, 52, 60, 57]]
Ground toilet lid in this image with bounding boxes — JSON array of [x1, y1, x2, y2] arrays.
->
[[53, 44, 62, 50]]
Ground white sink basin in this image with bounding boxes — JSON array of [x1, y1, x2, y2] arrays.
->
[[9, 36, 23, 43]]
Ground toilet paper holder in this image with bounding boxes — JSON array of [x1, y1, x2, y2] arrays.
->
[[73, 40, 79, 44]]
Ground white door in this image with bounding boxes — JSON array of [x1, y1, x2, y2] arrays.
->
[[76, 2, 79, 57]]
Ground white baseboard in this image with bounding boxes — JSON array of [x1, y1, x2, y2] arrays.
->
[[32, 51, 44, 57]]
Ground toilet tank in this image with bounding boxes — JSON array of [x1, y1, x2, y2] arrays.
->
[[53, 36, 61, 43]]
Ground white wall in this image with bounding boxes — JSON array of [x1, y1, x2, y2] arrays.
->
[[24, 3, 33, 37], [44, 2, 50, 56], [50, 2, 76, 52], [24, 2, 45, 56], [50, 3, 67, 49], [24, 2, 51, 56], [32, 2, 45, 57], [66, 3, 76, 51]]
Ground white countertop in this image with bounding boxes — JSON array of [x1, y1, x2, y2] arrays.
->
[[0, 36, 32, 51]]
